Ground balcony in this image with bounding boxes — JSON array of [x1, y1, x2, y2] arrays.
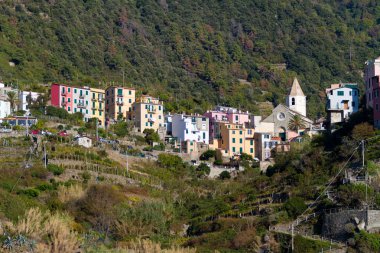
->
[[147, 108, 156, 113], [91, 97, 97, 101], [79, 95, 85, 99], [61, 101, 67, 106], [61, 92, 67, 96], [98, 97, 104, 102], [117, 94, 123, 97], [148, 117, 156, 122], [98, 108, 104, 111], [91, 107, 97, 110], [117, 101, 124, 106], [77, 103, 86, 108]]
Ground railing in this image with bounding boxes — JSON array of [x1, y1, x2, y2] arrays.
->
[[77, 103, 86, 108]]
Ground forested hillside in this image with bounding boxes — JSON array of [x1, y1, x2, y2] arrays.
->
[[0, 0, 379, 117]]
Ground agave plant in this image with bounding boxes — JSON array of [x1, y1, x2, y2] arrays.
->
[[15, 234, 27, 246], [3, 236, 14, 250]]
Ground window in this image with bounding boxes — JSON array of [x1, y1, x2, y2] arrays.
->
[[239, 147, 243, 153], [250, 148, 253, 153], [68, 107, 71, 112], [239, 130, 242, 135], [86, 110, 88, 114], [93, 93, 95, 99], [159, 115, 161, 119], [248, 129, 252, 135], [158, 106, 161, 111], [86, 91, 88, 95], [118, 89, 123, 95], [93, 102, 95, 107], [145, 114, 147, 118], [129, 90, 132, 95], [203, 132, 206, 139], [232, 130, 235, 134], [62, 87, 65, 93], [86, 101, 88, 105], [232, 147, 236, 152], [202, 118, 206, 121], [68, 98, 71, 102], [352, 101, 355, 107], [74, 108, 77, 112], [376, 104, 379, 111], [338, 91, 344, 96], [68, 88, 71, 92], [349, 91, 352, 96], [92, 110, 95, 114], [232, 138, 236, 143], [118, 106, 121, 112], [250, 140, 253, 145], [235, 115, 238, 121], [129, 99, 132, 103], [146, 122, 148, 126], [330, 90, 333, 95], [186, 129, 188, 134], [99, 111, 102, 116], [106, 91, 108, 96], [292, 97, 295, 105], [239, 138, 243, 144]]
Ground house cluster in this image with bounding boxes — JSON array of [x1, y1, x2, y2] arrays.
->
[[50, 76, 364, 161], [50, 83, 164, 132], [0, 82, 43, 123]]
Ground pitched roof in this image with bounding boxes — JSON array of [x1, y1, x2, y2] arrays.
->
[[289, 78, 305, 97]]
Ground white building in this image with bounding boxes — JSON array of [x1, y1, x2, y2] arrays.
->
[[19, 91, 42, 114], [0, 99, 11, 119], [286, 78, 307, 117], [172, 114, 209, 144], [72, 86, 91, 122], [326, 83, 359, 124], [75, 136, 92, 148], [164, 113, 173, 135]]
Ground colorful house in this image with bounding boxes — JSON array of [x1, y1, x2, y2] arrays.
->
[[89, 88, 106, 126], [218, 122, 255, 158], [51, 83, 74, 113], [326, 83, 359, 124], [204, 106, 250, 142], [132, 95, 164, 133], [105, 86, 135, 122], [72, 86, 91, 121], [364, 56, 380, 129]]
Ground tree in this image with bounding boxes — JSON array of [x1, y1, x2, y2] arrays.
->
[[143, 128, 160, 144], [284, 197, 307, 218], [352, 122, 375, 141], [288, 114, 307, 133], [196, 163, 211, 178], [219, 171, 231, 180], [200, 150, 216, 161], [113, 121, 129, 137], [7, 91, 18, 114]]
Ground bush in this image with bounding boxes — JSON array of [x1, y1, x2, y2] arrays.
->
[[284, 197, 307, 218], [196, 163, 211, 177], [143, 146, 153, 152], [200, 150, 216, 161], [47, 164, 65, 176], [153, 143, 165, 151], [157, 154, 183, 168], [143, 128, 160, 144], [240, 152, 253, 161], [219, 171, 231, 180], [18, 188, 40, 198], [113, 121, 129, 137], [81, 171, 91, 183]]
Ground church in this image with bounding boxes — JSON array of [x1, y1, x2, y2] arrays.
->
[[262, 78, 314, 141]]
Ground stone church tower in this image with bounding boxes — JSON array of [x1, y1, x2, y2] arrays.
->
[[286, 78, 307, 116]]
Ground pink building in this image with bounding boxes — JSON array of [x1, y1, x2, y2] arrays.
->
[[51, 83, 73, 113], [364, 56, 380, 128], [204, 106, 250, 141]]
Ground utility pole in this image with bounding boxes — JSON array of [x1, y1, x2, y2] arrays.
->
[[44, 142, 47, 169], [291, 223, 294, 252], [362, 140, 368, 207], [96, 118, 99, 143]]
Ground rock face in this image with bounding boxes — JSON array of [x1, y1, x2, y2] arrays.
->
[[322, 209, 380, 241]]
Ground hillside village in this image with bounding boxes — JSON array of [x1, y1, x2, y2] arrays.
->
[[1, 56, 379, 165], [0, 54, 379, 252]]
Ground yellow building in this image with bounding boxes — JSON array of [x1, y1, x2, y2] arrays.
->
[[132, 95, 164, 133], [219, 123, 255, 158], [105, 86, 135, 121], [89, 88, 106, 127]]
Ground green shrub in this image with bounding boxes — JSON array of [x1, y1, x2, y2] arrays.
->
[[36, 183, 54, 191], [143, 146, 153, 152], [81, 171, 91, 183], [157, 154, 183, 168], [47, 164, 65, 176], [284, 197, 307, 219], [153, 143, 165, 151], [18, 188, 40, 198], [200, 150, 216, 161], [219, 171, 231, 180], [196, 163, 211, 177]]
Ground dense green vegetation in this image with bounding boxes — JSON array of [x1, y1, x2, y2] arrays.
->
[[0, 1, 379, 117]]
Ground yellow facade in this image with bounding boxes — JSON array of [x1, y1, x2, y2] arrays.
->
[[219, 123, 255, 158], [105, 86, 136, 121], [89, 88, 106, 127], [133, 95, 164, 133]]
